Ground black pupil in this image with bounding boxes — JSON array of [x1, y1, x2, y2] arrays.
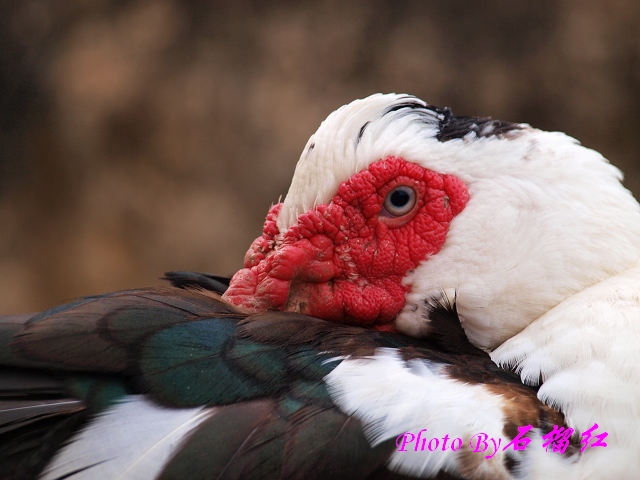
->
[[390, 189, 410, 207]]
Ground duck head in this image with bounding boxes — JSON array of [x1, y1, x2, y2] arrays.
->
[[223, 93, 640, 349]]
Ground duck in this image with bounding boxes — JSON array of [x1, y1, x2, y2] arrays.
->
[[1, 93, 639, 479]]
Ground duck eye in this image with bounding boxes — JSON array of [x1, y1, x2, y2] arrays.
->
[[383, 186, 417, 216]]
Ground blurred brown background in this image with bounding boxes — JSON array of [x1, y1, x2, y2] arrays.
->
[[2, 0, 640, 313]]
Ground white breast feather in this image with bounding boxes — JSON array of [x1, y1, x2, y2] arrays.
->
[[492, 265, 640, 479]]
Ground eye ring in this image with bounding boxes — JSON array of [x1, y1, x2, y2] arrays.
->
[[383, 186, 417, 217]]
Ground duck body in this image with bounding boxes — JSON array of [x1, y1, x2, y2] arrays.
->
[[3, 93, 640, 479]]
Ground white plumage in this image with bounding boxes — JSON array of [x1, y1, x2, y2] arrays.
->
[[286, 93, 640, 478], [326, 350, 513, 479], [41, 396, 213, 480]]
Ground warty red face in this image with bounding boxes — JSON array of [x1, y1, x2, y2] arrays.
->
[[223, 156, 469, 331]]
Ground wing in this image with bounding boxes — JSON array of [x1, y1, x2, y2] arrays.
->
[[0, 284, 571, 480]]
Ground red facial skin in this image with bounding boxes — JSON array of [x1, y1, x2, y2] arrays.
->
[[223, 157, 469, 331]]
